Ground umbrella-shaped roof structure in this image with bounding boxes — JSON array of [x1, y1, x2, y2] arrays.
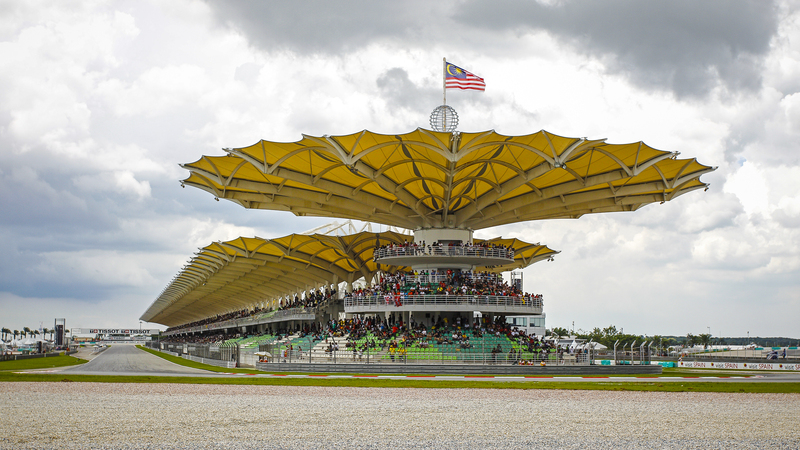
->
[[141, 230, 557, 327], [181, 129, 715, 230]]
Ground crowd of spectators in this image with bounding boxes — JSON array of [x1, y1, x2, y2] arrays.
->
[[165, 287, 336, 334], [374, 240, 514, 259], [164, 312, 567, 365], [322, 313, 551, 360], [344, 269, 543, 303], [166, 331, 241, 344], [278, 287, 336, 310], [165, 307, 268, 334]]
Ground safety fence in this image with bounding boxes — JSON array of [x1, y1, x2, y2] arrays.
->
[[149, 340, 591, 368], [258, 348, 590, 366]]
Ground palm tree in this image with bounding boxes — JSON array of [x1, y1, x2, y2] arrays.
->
[[13, 330, 19, 340], [550, 327, 570, 338], [698, 333, 711, 349], [23, 327, 31, 338], [0, 328, 9, 341]]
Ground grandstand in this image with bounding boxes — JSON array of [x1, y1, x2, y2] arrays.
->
[[142, 128, 714, 368]]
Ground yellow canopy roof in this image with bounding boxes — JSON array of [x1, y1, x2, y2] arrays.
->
[[140, 231, 557, 327], [182, 129, 715, 230]]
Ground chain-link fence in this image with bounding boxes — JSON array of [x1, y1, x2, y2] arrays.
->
[[149, 336, 593, 368]]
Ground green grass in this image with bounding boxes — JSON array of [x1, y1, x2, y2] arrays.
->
[[639, 368, 750, 377], [0, 371, 797, 392], [0, 354, 86, 371]]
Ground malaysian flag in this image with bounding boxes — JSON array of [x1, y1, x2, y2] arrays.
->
[[445, 62, 485, 91]]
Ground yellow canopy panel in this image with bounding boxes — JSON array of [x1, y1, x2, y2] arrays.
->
[[140, 230, 557, 327], [181, 129, 715, 230]]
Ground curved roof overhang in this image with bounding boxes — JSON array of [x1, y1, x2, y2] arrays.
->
[[181, 129, 716, 230], [140, 230, 557, 327]]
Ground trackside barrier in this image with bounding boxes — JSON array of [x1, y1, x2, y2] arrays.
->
[[182, 354, 236, 369], [92, 346, 110, 355], [0, 352, 62, 362], [676, 360, 800, 371], [598, 360, 675, 368], [259, 348, 591, 366], [254, 362, 661, 375], [598, 359, 800, 371]]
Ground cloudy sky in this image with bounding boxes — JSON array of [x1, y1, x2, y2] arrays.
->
[[1, 0, 798, 339]]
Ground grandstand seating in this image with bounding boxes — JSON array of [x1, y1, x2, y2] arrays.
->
[[167, 323, 568, 365]]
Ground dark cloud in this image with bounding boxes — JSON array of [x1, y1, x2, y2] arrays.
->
[[205, 0, 779, 99], [203, 0, 441, 54], [377, 67, 437, 111], [454, 0, 779, 98]]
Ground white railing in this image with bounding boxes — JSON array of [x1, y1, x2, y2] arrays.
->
[[344, 294, 543, 310], [396, 273, 505, 286], [374, 246, 514, 261]]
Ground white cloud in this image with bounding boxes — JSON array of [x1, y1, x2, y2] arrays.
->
[[723, 161, 770, 216], [782, 92, 800, 125], [97, 64, 215, 117], [33, 249, 158, 288]]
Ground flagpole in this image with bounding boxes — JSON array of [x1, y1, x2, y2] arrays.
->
[[442, 57, 446, 106], [443, 57, 447, 132]]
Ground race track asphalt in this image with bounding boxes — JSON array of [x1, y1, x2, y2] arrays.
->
[[61, 344, 213, 376]]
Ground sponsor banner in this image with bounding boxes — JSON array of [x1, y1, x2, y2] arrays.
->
[[596, 360, 800, 370], [104, 336, 151, 341], [677, 361, 800, 371], [72, 328, 159, 335], [597, 360, 674, 367]]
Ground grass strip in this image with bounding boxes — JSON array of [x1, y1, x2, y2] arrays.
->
[[0, 371, 797, 393], [0, 355, 86, 371]]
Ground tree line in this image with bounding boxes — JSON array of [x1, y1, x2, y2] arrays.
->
[[1, 327, 60, 341], [549, 325, 798, 350]]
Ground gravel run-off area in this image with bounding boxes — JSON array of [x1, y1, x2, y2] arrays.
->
[[1, 382, 799, 449]]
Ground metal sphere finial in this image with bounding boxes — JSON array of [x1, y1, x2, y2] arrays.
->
[[430, 105, 458, 132]]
